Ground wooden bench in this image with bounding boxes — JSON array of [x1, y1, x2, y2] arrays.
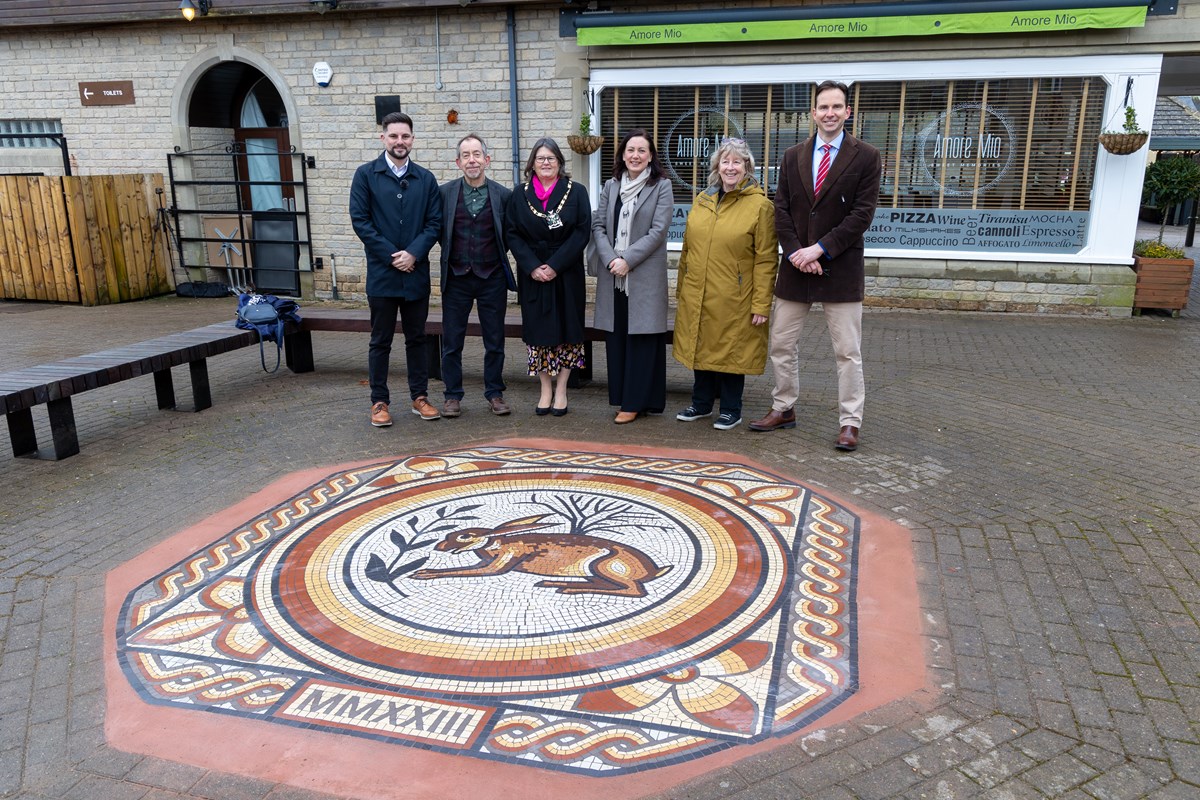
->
[[1, 321, 260, 460], [285, 308, 608, 382]]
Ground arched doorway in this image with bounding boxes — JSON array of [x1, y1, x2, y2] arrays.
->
[[171, 56, 307, 296]]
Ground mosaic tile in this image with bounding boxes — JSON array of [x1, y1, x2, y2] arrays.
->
[[116, 444, 860, 775]]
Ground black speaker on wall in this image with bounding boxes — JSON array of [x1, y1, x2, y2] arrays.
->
[[375, 96, 402, 125]]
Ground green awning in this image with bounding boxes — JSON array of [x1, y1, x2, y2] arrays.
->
[[574, 2, 1147, 47]]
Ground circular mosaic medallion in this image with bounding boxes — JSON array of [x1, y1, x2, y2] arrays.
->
[[250, 470, 791, 696], [117, 445, 863, 775]]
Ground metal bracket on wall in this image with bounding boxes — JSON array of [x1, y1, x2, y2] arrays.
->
[[1147, 0, 1178, 15]]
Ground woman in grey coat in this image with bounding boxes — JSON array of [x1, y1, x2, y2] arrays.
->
[[590, 129, 674, 424]]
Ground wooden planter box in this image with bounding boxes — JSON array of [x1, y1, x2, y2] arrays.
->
[[1132, 256, 1194, 316]]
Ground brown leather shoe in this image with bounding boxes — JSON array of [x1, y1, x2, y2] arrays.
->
[[614, 411, 639, 424], [835, 425, 859, 451], [442, 398, 461, 417], [411, 396, 441, 420], [488, 395, 511, 416], [370, 401, 392, 427], [748, 408, 796, 432]]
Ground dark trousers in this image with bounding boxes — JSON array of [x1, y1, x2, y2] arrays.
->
[[691, 369, 745, 417], [441, 270, 509, 401], [606, 290, 666, 413], [368, 294, 429, 405]]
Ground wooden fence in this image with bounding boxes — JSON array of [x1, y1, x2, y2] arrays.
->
[[0, 173, 174, 305]]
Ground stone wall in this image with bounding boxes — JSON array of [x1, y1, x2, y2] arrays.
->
[[865, 260, 1136, 316]]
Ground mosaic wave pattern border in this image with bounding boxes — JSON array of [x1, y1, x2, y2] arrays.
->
[[116, 446, 860, 775]]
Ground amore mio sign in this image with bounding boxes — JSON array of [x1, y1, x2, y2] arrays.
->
[[916, 102, 1017, 197]]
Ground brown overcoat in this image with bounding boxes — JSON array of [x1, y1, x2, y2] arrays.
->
[[773, 133, 882, 303]]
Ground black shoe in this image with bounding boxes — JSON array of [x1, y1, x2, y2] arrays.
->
[[713, 413, 742, 430], [676, 405, 713, 422], [551, 406, 569, 417], [535, 405, 552, 416]]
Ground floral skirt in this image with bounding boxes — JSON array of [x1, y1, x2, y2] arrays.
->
[[527, 342, 585, 376]]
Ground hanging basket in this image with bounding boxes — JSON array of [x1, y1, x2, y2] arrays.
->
[[1098, 132, 1148, 155], [567, 134, 605, 155]]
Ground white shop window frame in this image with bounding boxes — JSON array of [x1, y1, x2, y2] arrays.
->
[[588, 54, 1162, 265]]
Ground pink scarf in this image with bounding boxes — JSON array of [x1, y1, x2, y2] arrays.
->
[[533, 177, 558, 209]]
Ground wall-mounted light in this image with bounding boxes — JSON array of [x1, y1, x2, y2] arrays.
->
[[311, 0, 339, 13], [179, 0, 210, 21]]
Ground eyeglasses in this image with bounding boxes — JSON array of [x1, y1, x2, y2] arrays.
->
[[534, 156, 558, 164], [720, 137, 746, 146]]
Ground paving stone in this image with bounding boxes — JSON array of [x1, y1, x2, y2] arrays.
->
[[1163, 740, 1200, 785], [1018, 753, 1098, 795], [904, 770, 989, 799], [60, 774, 151, 800], [783, 751, 866, 789], [187, 772, 277, 800], [1113, 710, 1171, 759], [1079, 762, 1160, 800], [959, 745, 1037, 789], [843, 759, 925, 799]]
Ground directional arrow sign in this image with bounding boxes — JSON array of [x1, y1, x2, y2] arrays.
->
[[79, 81, 135, 106]]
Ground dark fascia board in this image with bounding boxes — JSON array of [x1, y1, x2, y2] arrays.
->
[[0, 0, 545, 30], [572, 0, 1151, 30]]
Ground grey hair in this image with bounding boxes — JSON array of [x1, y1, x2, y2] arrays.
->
[[706, 138, 758, 189], [456, 133, 488, 157]]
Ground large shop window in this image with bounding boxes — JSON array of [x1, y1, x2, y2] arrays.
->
[[600, 77, 1103, 252]]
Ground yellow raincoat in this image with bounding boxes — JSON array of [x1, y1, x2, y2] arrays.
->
[[673, 181, 778, 374]]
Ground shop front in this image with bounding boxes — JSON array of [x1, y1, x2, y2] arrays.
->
[[573, 3, 1167, 315], [584, 53, 1161, 315]]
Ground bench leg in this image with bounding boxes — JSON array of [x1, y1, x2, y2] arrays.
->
[[154, 369, 177, 409], [285, 330, 315, 374], [7, 409, 38, 458], [47, 398, 80, 460], [426, 334, 442, 382], [189, 359, 212, 411]]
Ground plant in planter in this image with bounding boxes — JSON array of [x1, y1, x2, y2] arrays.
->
[[1130, 157, 1200, 315], [1099, 106, 1148, 155], [567, 109, 605, 155]]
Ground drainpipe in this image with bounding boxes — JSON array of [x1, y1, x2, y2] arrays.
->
[[508, 6, 520, 187]]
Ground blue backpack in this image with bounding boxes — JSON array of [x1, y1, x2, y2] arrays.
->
[[235, 292, 302, 373]]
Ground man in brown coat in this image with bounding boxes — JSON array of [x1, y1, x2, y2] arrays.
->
[[749, 80, 881, 451]]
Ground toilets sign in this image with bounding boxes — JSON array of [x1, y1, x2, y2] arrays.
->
[[79, 81, 135, 107]]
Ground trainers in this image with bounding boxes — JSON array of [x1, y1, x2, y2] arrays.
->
[[411, 396, 441, 420], [442, 398, 462, 418], [713, 412, 742, 430], [370, 402, 392, 427], [676, 405, 713, 422]]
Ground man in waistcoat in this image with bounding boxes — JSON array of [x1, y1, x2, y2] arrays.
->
[[437, 134, 515, 417], [748, 80, 881, 451], [350, 111, 444, 426]]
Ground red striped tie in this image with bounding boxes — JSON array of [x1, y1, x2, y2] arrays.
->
[[815, 144, 832, 195]]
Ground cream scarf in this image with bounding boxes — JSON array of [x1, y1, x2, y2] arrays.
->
[[613, 170, 651, 293]]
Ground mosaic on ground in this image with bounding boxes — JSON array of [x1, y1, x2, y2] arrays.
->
[[116, 445, 860, 775]]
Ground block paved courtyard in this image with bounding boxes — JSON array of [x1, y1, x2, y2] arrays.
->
[[1, 233, 1198, 799]]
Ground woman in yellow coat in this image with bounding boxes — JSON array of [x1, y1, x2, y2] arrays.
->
[[673, 138, 779, 431]]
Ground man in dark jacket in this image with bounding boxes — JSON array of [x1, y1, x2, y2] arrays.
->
[[748, 80, 881, 451], [437, 134, 515, 418], [350, 111, 443, 427]]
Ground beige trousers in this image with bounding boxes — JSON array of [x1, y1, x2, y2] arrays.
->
[[767, 298, 864, 428]]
